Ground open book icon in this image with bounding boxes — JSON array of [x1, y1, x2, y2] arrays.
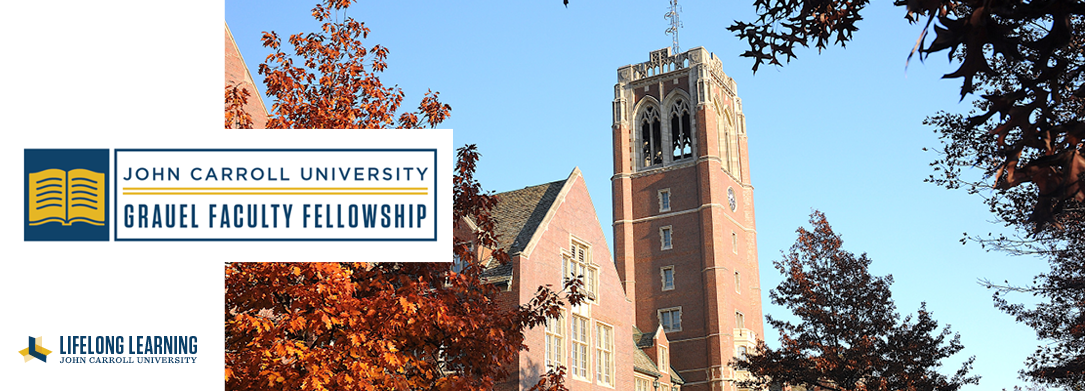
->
[[28, 168, 106, 226]]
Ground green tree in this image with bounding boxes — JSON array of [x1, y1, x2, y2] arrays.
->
[[734, 211, 978, 391]]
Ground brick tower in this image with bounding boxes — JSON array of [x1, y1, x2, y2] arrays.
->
[[611, 47, 764, 391]]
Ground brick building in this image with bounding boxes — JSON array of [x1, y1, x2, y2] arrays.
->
[[225, 22, 267, 128], [458, 168, 684, 390], [468, 46, 765, 391], [611, 47, 764, 391], [226, 29, 761, 390]]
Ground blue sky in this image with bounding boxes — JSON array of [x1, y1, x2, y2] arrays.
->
[[225, 0, 1049, 389]]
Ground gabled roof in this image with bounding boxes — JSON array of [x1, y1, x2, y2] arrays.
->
[[491, 179, 566, 255], [633, 348, 663, 377], [632, 326, 657, 349], [631, 326, 685, 384], [631, 326, 663, 376], [480, 256, 513, 283], [479, 168, 582, 280]]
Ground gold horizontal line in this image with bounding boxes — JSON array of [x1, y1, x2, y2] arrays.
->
[[122, 192, 428, 195], [122, 187, 428, 191]]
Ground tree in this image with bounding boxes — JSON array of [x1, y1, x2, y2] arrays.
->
[[225, 147, 580, 391], [733, 211, 978, 391], [225, 0, 450, 129], [225, 84, 254, 129], [225, 1, 578, 389], [726, 0, 1083, 231], [981, 237, 1085, 390], [722, 0, 1083, 387], [919, 6, 1084, 388]]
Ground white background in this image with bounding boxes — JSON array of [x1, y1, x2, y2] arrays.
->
[[0, 2, 451, 390]]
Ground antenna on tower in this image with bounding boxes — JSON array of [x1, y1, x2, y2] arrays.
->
[[664, 0, 682, 55]]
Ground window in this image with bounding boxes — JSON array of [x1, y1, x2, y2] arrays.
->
[[732, 231, 738, 253], [738, 346, 748, 360], [570, 315, 591, 380], [452, 241, 473, 274], [661, 266, 675, 291], [596, 322, 614, 386], [659, 345, 669, 371], [735, 311, 745, 329], [544, 310, 565, 368], [718, 102, 735, 174], [734, 271, 740, 293], [452, 253, 466, 274], [635, 377, 651, 391], [660, 226, 673, 250], [564, 241, 598, 300], [639, 97, 695, 169], [659, 307, 682, 332], [659, 188, 671, 212], [639, 105, 663, 167], [670, 98, 693, 160]]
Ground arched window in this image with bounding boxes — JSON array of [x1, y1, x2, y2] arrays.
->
[[670, 98, 692, 160], [639, 105, 663, 167]]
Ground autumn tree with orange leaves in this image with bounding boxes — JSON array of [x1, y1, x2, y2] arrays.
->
[[226, 147, 581, 391], [225, 1, 577, 390], [733, 211, 978, 391], [225, 0, 449, 130]]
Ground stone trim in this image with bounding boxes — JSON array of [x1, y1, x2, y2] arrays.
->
[[612, 203, 757, 234]]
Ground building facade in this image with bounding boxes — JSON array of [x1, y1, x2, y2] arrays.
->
[[611, 47, 765, 391], [226, 32, 760, 390], [463, 168, 682, 391]]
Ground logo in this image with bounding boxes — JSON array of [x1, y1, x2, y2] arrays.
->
[[18, 336, 52, 363], [24, 149, 110, 241], [114, 149, 437, 241]]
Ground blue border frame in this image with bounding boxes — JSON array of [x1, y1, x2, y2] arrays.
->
[[114, 149, 438, 242]]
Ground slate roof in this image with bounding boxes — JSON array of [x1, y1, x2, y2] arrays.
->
[[633, 347, 663, 377], [492, 180, 566, 254], [480, 256, 513, 283], [632, 326, 657, 349], [480, 179, 567, 280], [631, 326, 685, 384]]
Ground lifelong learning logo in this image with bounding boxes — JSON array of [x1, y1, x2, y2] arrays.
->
[[24, 149, 110, 241], [15, 335, 198, 364], [18, 336, 52, 363]]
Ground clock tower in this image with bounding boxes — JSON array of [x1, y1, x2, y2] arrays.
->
[[611, 47, 763, 391]]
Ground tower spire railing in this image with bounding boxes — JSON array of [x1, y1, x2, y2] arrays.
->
[[629, 48, 691, 81]]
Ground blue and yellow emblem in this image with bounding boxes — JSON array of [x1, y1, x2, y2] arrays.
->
[[24, 149, 110, 241], [18, 336, 52, 363]]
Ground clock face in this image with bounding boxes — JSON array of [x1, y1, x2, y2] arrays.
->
[[727, 187, 737, 212]]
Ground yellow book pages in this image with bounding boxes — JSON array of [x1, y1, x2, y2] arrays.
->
[[28, 169, 68, 225], [68, 168, 106, 225]]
